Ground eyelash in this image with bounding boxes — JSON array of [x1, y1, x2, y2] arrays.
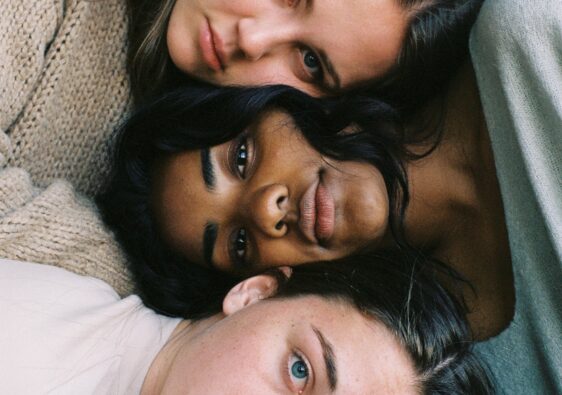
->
[[286, 350, 311, 393]]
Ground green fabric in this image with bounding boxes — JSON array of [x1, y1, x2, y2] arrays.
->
[[470, 0, 562, 393]]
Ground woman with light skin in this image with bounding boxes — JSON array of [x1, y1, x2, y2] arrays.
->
[[128, 0, 482, 109], [0, 254, 492, 394]]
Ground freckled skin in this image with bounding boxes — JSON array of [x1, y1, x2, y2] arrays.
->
[[143, 289, 418, 394]]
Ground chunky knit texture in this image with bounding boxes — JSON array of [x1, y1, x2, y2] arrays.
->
[[1, 0, 131, 196], [0, 0, 134, 295]]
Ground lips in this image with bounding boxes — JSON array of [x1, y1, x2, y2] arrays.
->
[[199, 18, 224, 71], [299, 175, 335, 244]]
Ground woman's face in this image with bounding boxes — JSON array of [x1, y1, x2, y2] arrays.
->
[[153, 110, 389, 274], [167, 0, 409, 96], [161, 294, 417, 394]]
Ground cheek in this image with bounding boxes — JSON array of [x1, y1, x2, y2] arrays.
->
[[171, 323, 281, 393], [254, 238, 326, 269], [167, 16, 198, 74], [337, 167, 389, 243]]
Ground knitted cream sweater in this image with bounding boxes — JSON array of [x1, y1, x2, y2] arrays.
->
[[1, 0, 131, 195], [0, 0, 134, 295]]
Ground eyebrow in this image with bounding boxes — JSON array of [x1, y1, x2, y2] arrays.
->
[[313, 326, 338, 391], [203, 221, 218, 268], [317, 48, 342, 93], [201, 148, 216, 191]]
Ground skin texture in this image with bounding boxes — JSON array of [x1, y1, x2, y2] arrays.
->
[[152, 111, 389, 274], [141, 273, 418, 395], [166, 0, 409, 96]]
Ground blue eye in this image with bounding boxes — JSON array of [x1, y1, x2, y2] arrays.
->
[[302, 48, 323, 80], [292, 360, 308, 379], [235, 138, 248, 178], [288, 352, 309, 391]]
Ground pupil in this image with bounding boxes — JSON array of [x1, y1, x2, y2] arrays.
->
[[291, 361, 308, 379], [236, 230, 246, 250], [237, 147, 247, 165], [304, 52, 318, 68]]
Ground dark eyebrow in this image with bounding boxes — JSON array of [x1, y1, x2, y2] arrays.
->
[[317, 48, 342, 94], [313, 326, 338, 391], [203, 222, 218, 268], [201, 148, 215, 191]]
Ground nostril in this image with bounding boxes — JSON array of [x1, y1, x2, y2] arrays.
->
[[275, 221, 284, 231]]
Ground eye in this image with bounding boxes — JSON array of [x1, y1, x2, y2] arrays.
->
[[287, 352, 310, 392], [230, 228, 247, 267], [301, 48, 324, 81], [235, 138, 248, 178]]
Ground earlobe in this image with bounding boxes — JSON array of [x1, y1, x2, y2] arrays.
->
[[222, 273, 281, 316]]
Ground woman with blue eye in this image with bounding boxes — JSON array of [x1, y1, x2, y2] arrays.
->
[[0, 252, 492, 393]]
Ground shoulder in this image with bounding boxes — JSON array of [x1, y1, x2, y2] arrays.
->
[[471, 0, 562, 52], [0, 258, 121, 304]]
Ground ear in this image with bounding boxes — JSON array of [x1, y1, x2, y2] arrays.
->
[[222, 267, 292, 316]]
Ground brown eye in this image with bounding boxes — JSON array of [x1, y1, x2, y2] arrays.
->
[[230, 228, 247, 268], [235, 138, 248, 178]]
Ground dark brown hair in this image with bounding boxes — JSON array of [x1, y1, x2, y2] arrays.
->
[[126, 0, 181, 102]]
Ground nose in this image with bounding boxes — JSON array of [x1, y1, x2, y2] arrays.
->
[[247, 183, 290, 237], [237, 17, 298, 61]]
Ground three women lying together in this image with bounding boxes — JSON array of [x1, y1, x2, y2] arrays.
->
[[2, 82, 497, 393]]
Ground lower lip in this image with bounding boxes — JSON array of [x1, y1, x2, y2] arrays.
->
[[314, 180, 335, 242], [199, 18, 222, 72]]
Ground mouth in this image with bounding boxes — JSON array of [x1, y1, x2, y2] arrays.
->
[[199, 18, 225, 72], [299, 173, 336, 245]]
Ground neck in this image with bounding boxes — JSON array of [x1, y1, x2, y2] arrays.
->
[[402, 62, 514, 340], [141, 315, 223, 394]]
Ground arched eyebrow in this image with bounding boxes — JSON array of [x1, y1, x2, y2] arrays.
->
[[201, 148, 216, 191], [313, 326, 338, 391]]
